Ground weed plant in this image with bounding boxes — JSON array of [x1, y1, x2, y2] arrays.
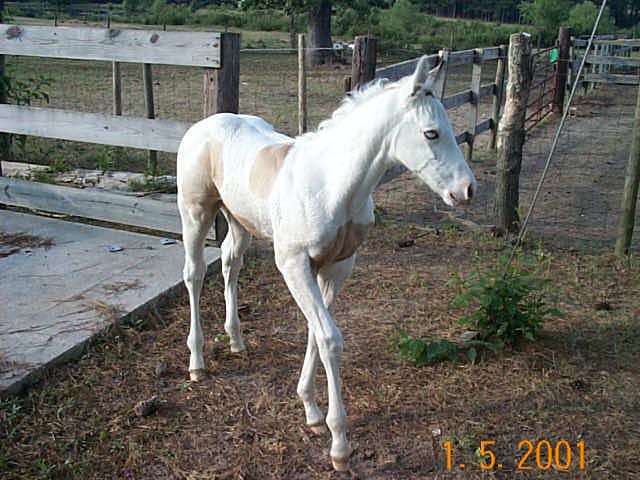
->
[[395, 249, 562, 366]]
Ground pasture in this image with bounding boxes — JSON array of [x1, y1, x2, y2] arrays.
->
[[2, 23, 640, 480]]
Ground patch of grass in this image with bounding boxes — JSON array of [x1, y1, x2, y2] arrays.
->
[[127, 175, 176, 193]]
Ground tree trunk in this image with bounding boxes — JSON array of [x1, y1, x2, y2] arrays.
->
[[307, 0, 334, 67], [494, 33, 532, 233]]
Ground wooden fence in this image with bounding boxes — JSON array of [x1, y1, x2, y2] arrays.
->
[[0, 23, 239, 239], [567, 35, 640, 255], [571, 36, 639, 87]]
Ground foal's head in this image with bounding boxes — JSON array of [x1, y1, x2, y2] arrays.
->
[[390, 55, 476, 207]]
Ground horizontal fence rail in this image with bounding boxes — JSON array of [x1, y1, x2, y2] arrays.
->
[[0, 105, 190, 153], [0, 24, 231, 159], [0, 23, 221, 67], [571, 36, 640, 87], [0, 177, 186, 236]]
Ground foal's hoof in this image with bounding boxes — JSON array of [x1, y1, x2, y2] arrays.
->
[[229, 340, 246, 353], [331, 456, 350, 472], [308, 422, 328, 435], [189, 369, 206, 382]]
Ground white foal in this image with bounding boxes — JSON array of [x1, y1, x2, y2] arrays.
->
[[177, 54, 476, 471]]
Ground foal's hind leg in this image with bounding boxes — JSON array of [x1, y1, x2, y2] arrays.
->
[[179, 194, 216, 382], [220, 209, 251, 353]]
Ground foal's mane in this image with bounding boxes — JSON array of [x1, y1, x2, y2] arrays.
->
[[315, 78, 397, 133]]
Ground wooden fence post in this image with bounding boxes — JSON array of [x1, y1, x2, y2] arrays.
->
[[0, 0, 7, 174], [552, 27, 570, 113], [203, 32, 239, 243], [298, 34, 307, 135], [615, 81, 640, 256], [436, 48, 450, 101], [112, 62, 122, 116], [465, 48, 483, 161], [142, 63, 157, 174], [351, 35, 377, 90], [494, 33, 532, 233], [489, 44, 507, 150], [203, 32, 240, 117]]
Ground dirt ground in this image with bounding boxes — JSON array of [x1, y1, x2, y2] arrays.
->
[[2, 83, 640, 479]]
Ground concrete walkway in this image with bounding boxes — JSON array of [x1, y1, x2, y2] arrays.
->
[[0, 210, 220, 396]]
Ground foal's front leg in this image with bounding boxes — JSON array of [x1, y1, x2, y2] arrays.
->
[[298, 256, 356, 435], [275, 249, 352, 471]]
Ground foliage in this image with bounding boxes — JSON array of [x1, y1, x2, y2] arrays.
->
[[146, 0, 192, 25], [193, 7, 292, 31], [1, 66, 52, 107], [127, 175, 177, 193], [394, 330, 499, 366], [449, 251, 562, 346], [567, 1, 617, 35], [394, 250, 562, 367], [0, 65, 53, 159], [520, 0, 571, 41]]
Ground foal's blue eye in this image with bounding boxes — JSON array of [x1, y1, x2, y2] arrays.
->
[[424, 130, 439, 140]]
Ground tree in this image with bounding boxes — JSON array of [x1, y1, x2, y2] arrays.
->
[[306, 0, 333, 66], [520, 0, 570, 42], [608, 0, 640, 29], [240, 0, 335, 66], [567, 1, 616, 35]]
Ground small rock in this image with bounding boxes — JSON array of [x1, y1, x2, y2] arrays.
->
[[133, 395, 161, 417], [458, 330, 478, 343], [489, 225, 505, 238], [397, 239, 414, 248], [154, 363, 167, 378], [594, 300, 611, 311]]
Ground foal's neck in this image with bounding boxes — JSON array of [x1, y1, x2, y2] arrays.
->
[[309, 89, 401, 217]]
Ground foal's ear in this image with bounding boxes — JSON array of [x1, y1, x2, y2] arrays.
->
[[409, 54, 445, 99]]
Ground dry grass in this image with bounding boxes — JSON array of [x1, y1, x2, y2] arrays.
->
[[1, 198, 639, 479], [0, 232, 54, 258]]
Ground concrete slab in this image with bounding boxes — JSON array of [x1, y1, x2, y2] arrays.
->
[[0, 210, 220, 396]]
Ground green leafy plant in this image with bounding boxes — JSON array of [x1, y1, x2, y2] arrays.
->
[[1, 66, 53, 159], [1, 66, 52, 107], [393, 329, 498, 366], [394, 331, 459, 366], [394, 251, 561, 367], [127, 175, 176, 193], [449, 253, 562, 348], [90, 145, 118, 173]]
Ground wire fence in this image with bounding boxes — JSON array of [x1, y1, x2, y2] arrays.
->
[[525, 45, 556, 133]]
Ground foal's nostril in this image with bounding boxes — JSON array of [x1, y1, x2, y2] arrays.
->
[[449, 191, 457, 203], [467, 183, 474, 200]]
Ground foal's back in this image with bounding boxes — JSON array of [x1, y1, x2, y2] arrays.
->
[[177, 113, 292, 238]]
